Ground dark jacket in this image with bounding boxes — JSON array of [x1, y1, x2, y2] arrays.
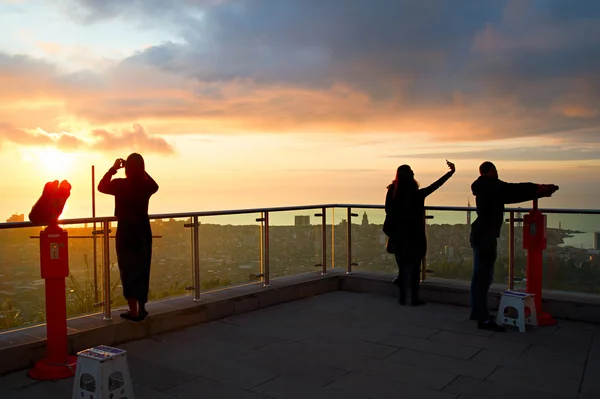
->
[[385, 171, 453, 260], [470, 175, 538, 240], [98, 168, 159, 221]]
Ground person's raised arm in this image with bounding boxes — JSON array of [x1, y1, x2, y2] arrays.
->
[[98, 159, 123, 195], [420, 160, 456, 198]]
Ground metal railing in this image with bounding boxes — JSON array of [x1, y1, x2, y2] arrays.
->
[[1, 203, 599, 323]]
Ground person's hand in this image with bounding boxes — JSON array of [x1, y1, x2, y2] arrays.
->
[[446, 159, 456, 173], [536, 184, 559, 198], [112, 158, 125, 170]]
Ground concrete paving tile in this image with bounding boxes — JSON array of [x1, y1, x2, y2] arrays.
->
[[252, 375, 367, 399], [388, 349, 497, 379], [0, 371, 39, 391], [249, 353, 349, 386], [155, 320, 283, 349], [443, 376, 571, 399], [167, 375, 271, 399], [342, 356, 458, 390], [5, 381, 71, 399], [328, 372, 458, 399], [522, 344, 589, 366], [132, 382, 179, 398], [471, 348, 584, 381], [487, 366, 580, 398], [429, 330, 530, 354], [301, 334, 399, 359], [127, 355, 197, 391], [381, 334, 482, 359], [258, 340, 357, 369]]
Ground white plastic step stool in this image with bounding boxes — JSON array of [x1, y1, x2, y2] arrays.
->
[[72, 345, 135, 399], [496, 290, 538, 333]]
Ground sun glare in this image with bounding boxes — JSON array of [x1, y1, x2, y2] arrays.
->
[[33, 148, 76, 179]]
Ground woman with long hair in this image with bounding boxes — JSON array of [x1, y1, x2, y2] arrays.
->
[[98, 153, 159, 322], [384, 160, 455, 305]]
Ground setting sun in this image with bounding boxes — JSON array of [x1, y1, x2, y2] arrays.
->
[[31, 148, 76, 179]]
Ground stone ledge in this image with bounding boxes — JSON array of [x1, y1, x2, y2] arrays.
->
[[343, 272, 600, 324]]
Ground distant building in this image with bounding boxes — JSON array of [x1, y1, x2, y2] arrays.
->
[[595, 232, 600, 250], [6, 214, 24, 223], [362, 212, 369, 226], [467, 198, 471, 226], [294, 215, 310, 226]]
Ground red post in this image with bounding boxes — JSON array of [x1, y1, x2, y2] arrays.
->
[[523, 199, 556, 326], [28, 224, 77, 380]]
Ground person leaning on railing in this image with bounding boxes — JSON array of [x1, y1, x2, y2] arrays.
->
[[469, 161, 558, 332], [384, 160, 455, 306], [98, 153, 159, 322]]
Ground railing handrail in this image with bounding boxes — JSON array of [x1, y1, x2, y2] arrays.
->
[[2, 203, 600, 230]]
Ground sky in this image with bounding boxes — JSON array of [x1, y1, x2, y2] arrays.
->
[[1, 0, 600, 221]]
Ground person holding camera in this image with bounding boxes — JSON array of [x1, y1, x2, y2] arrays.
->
[[384, 160, 455, 305], [98, 153, 159, 322]]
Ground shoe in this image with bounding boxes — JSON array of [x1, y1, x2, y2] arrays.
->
[[139, 310, 149, 320], [477, 319, 505, 332], [120, 311, 143, 323], [410, 299, 426, 307]]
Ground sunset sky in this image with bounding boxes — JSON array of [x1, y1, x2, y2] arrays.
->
[[1, 0, 600, 220]]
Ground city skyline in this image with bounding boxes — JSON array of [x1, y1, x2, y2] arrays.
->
[[1, 1, 600, 219]]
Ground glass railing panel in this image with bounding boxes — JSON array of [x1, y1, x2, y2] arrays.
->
[[0, 226, 44, 331], [539, 212, 600, 295], [198, 213, 262, 291], [144, 218, 194, 301], [350, 207, 395, 275], [329, 207, 349, 270], [64, 223, 103, 318], [423, 209, 478, 283], [268, 210, 323, 278]]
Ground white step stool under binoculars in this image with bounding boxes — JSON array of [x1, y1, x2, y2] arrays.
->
[[496, 290, 538, 333], [72, 345, 135, 399]]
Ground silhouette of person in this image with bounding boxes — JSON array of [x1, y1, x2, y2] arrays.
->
[[470, 161, 558, 331], [385, 160, 455, 305], [98, 153, 159, 322]]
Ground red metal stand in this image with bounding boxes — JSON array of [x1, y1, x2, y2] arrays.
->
[[524, 199, 556, 326], [28, 223, 77, 380]]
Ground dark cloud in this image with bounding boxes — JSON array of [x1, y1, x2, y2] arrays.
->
[[9, 0, 598, 143]]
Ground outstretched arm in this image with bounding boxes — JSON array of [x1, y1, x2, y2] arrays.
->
[[500, 181, 559, 204], [420, 160, 455, 198]]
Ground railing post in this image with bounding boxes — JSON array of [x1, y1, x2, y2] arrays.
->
[[314, 207, 327, 275], [102, 221, 112, 321], [508, 211, 515, 290], [192, 216, 201, 301], [346, 207, 358, 274], [263, 211, 270, 287], [421, 211, 434, 282]]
